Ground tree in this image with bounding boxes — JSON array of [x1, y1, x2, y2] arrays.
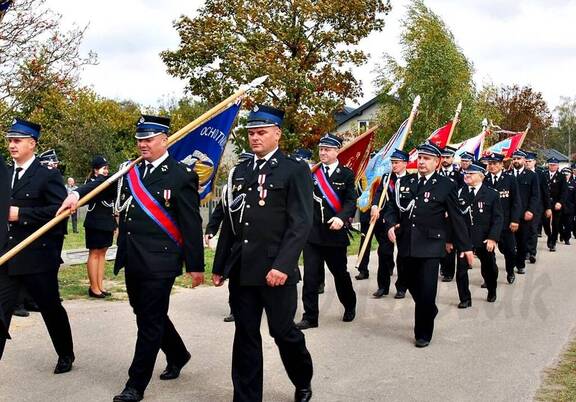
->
[[161, 0, 391, 150], [0, 0, 96, 121], [549, 96, 576, 158], [376, 0, 478, 148], [491, 84, 553, 147]]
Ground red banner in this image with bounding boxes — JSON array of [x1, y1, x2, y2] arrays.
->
[[406, 121, 453, 169]]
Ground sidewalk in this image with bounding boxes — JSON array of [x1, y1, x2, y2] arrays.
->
[[1, 241, 574, 401]]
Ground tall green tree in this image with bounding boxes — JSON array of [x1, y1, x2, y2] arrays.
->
[[549, 96, 576, 158], [376, 0, 479, 148], [161, 0, 391, 150], [0, 0, 96, 122]]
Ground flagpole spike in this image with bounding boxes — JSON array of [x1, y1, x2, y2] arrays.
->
[[456, 101, 463, 113], [412, 95, 421, 112], [482, 118, 488, 129], [244, 75, 268, 92]]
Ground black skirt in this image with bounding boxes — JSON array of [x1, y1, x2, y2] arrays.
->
[[85, 228, 114, 250]]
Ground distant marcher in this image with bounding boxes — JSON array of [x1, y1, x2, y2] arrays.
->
[[65, 177, 79, 233]]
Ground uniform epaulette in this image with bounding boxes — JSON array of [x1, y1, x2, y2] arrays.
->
[[236, 157, 251, 166], [176, 161, 195, 174], [287, 154, 305, 164]]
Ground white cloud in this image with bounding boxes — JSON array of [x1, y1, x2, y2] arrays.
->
[[44, 0, 576, 110]]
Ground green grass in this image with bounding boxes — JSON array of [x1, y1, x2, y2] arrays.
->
[[537, 339, 576, 401], [63, 217, 87, 250], [58, 228, 375, 300]]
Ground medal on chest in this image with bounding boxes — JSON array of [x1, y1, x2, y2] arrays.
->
[[478, 201, 483, 213], [258, 174, 267, 206], [424, 191, 430, 203], [163, 189, 171, 207]]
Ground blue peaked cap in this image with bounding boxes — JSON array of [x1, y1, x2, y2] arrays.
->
[[6, 118, 41, 140], [135, 115, 170, 139], [417, 141, 442, 157], [246, 104, 284, 128], [319, 133, 343, 148], [390, 148, 409, 161], [480, 152, 504, 162], [465, 160, 487, 175]]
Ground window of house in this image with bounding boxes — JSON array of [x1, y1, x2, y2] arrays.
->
[[358, 120, 371, 134]]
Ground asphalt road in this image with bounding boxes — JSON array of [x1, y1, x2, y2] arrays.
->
[[1, 240, 574, 401]]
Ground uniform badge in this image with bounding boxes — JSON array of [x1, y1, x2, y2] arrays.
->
[[270, 158, 278, 168], [478, 201, 483, 213], [161, 165, 168, 172], [424, 191, 430, 202], [163, 189, 171, 207], [431, 178, 437, 184], [336, 167, 341, 174]]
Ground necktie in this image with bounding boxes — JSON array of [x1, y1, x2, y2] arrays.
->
[[141, 163, 151, 178], [492, 175, 496, 185], [417, 176, 426, 192], [12, 167, 23, 188], [515, 170, 519, 177], [324, 165, 330, 177], [254, 159, 266, 170], [469, 186, 476, 200]]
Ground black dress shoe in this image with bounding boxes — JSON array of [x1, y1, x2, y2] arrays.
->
[[54, 355, 74, 374], [294, 387, 312, 402], [457, 300, 472, 309], [355, 272, 369, 280], [480, 282, 487, 289], [223, 313, 235, 322], [529, 255, 536, 264], [394, 290, 406, 299], [414, 339, 430, 348], [160, 351, 191, 380], [24, 301, 40, 312], [317, 283, 325, 294], [88, 288, 106, 298], [517, 268, 526, 274], [487, 292, 497, 303], [342, 308, 356, 322], [441, 276, 453, 282], [507, 274, 515, 284], [12, 304, 29, 317], [295, 319, 318, 330], [372, 288, 388, 298], [113, 387, 143, 402], [566, 239, 571, 245], [549, 246, 556, 252], [101, 290, 112, 297]]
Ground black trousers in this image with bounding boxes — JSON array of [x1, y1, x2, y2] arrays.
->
[[0, 269, 74, 361], [357, 220, 373, 274], [456, 247, 498, 303], [544, 210, 562, 247], [404, 257, 440, 342], [376, 251, 393, 291], [229, 282, 313, 402], [395, 256, 408, 293], [528, 210, 542, 257], [302, 243, 357, 323], [561, 212, 574, 241], [70, 211, 78, 233], [497, 228, 517, 275], [440, 250, 456, 279], [514, 219, 532, 269], [124, 275, 188, 394]]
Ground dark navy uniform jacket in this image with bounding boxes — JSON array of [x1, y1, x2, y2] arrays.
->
[[2, 158, 67, 276], [307, 163, 356, 247], [213, 150, 313, 286], [544, 170, 568, 207], [383, 172, 472, 258], [512, 168, 540, 216], [78, 156, 204, 279], [484, 171, 522, 226], [457, 184, 503, 248], [82, 175, 117, 232]]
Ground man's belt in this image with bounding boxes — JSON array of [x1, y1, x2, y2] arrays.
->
[[313, 167, 342, 213], [126, 166, 183, 247]]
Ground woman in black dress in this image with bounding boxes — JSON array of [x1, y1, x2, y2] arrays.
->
[[83, 156, 117, 298]]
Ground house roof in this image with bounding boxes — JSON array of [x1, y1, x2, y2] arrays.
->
[[335, 96, 380, 127], [538, 148, 570, 162]]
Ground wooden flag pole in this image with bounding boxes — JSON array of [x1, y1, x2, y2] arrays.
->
[[0, 76, 269, 267], [517, 122, 531, 150], [355, 95, 421, 269], [445, 101, 463, 146]]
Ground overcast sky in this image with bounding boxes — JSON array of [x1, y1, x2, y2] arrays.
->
[[45, 0, 576, 113]]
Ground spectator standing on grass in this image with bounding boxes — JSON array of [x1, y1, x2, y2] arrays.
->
[[76, 156, 117, 298], [65, 177, 79, 233]]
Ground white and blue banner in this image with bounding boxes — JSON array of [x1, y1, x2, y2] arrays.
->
[[169, 101, 241, 203]]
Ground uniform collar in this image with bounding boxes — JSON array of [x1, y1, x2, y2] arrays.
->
[[253, 147, 278, 169], [13, 155, 36, 173], [145, 151, 169, 170]]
